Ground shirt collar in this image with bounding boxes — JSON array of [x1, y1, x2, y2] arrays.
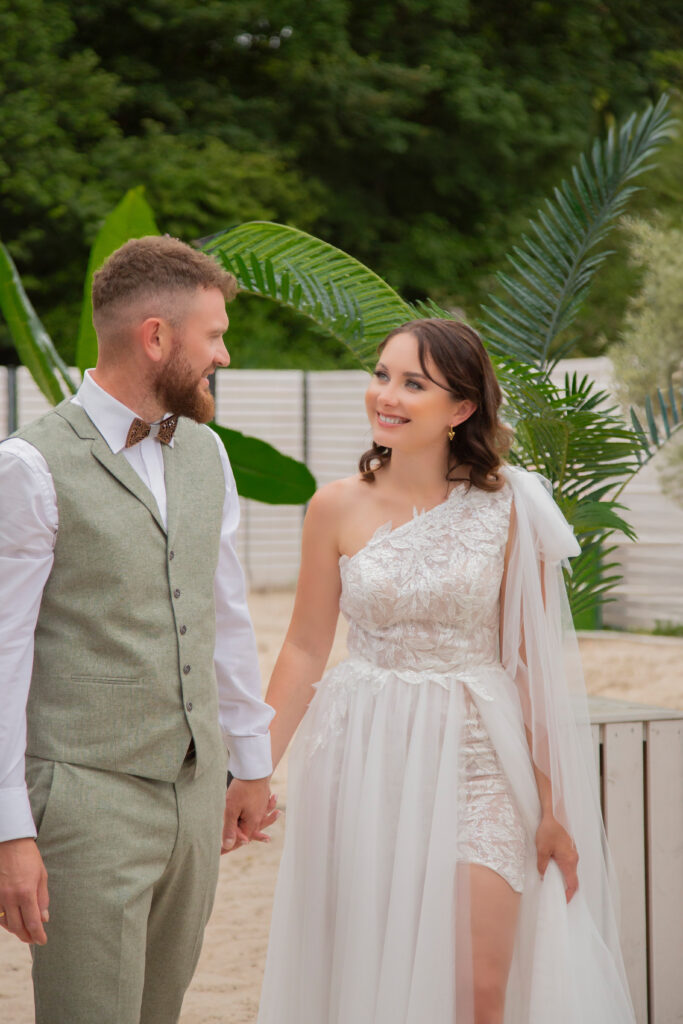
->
[[75, 370, 176, 454]]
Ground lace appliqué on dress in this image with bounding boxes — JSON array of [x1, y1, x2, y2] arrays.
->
[[457, 689, 528, 893]]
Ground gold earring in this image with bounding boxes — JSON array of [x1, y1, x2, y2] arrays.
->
[[448, 425, 455, 441]]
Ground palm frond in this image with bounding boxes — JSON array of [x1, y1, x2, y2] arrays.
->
[[626, 385, 683, 471], [199, 222, 413, 366], [567, 540, 623, 620], [480, 96, 676, 370]]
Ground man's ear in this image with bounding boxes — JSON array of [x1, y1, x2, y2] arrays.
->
[[139, 316, 171, 363]]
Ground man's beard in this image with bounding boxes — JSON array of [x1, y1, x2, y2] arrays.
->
[[153, 341, 215, 423]]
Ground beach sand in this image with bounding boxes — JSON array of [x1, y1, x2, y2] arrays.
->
[[1, 589, 682, 1023]]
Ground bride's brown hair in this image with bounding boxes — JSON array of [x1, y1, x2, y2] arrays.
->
[[359, 319, 512, 491]]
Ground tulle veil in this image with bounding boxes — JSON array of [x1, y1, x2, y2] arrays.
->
[[496, 466, 635, 1022]]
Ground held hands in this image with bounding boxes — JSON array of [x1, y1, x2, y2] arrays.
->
[[0, 838, 49, 945], [535, 814, 579, 903], [221, 778, 279, 854]]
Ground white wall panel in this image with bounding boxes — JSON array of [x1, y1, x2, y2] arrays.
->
[[551, 358, 683, 629], [0, 367, 8, 436], [16, 366, 61, 429], [306, 370, 372, 485], [214, 369, 305, 589]]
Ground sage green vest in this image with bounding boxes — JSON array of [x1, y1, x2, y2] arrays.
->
[[17, 400, 227, 782]]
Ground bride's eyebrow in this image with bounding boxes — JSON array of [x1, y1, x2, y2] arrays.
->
[[376, 361, 430, 382]]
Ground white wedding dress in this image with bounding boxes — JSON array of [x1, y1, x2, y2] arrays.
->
[[258, 468, 636, 1024]]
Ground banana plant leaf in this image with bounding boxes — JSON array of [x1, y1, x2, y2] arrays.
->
[[0, 241, 77, 403], [76, 186, 160, 375], [210, 422, 316, 504]]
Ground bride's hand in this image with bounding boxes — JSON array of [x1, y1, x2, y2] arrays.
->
[[535, 814, 579, 903], [251, 793, 280, 843]]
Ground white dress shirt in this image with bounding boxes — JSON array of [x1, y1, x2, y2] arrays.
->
[[0, 371, 273, 842]]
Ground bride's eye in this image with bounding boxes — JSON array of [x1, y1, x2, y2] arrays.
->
[[405, 379, 423, 390], [373, 369, 389, 381]]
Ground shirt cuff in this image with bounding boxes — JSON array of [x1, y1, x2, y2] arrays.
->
[[0, 786, 37, 843], [224, 733, 273, 780]]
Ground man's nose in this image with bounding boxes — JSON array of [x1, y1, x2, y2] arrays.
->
[[216, 340, 230, 368]]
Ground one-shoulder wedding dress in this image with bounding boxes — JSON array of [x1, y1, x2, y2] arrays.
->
[[258, 468, 636, 1024]]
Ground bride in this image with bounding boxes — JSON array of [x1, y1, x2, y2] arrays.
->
[[258, 319, 636, 1023]]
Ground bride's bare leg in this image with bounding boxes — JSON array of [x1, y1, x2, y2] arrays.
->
[[468, 863, 521, 1024]]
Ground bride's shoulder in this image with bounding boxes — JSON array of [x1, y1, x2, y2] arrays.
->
[[307, 475, 369, 519]]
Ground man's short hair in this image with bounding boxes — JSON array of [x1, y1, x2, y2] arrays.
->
[[92, 235, 237, 334]]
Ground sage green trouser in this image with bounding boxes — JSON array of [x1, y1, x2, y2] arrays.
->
[[26, 755, 226, 1024]]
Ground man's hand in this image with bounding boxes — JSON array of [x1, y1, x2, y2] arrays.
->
[[221, 777, 272, 854], [536, 814, 579, 903], [0, 838, 49, 944]]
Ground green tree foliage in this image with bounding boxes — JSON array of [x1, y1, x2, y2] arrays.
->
[[0, 0, 314, 361], [612, 218, 683, 406], [573, 90, 683, 355], [1, 0, 681, 364], [610, 216, 683, 507]]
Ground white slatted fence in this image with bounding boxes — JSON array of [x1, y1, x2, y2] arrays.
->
[[589, 697, 683, 1024]]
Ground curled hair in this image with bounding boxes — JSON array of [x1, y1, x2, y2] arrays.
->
[[359, 319, 512, 492], [92, 235, 237, 332]]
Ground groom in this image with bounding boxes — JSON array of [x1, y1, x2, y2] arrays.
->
[[0, 236, 274, 1022]]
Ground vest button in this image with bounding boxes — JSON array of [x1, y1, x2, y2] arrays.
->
[[169, 550, 175, 560], [174, 588, 181, 598], [179, 625, 187, 635], [183, 664, 191, 674], [186, 701, 193, 712]]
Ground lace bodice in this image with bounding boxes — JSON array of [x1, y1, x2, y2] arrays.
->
[[339, 483, 512, 676]]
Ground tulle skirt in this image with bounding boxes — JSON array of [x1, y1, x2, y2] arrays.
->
[[257, 656, 636, 1024]]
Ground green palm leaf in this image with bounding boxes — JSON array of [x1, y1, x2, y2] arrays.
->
[[627, 388, 683, 470], [199, 221, 413, 366], [0, 241, 77, 403], [209, 423, 316, 504], [76, 187, 159, 375], [480, 96, 676, 370], [567, 540, 623, 622]]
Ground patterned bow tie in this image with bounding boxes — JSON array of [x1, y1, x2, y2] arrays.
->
[[125, 414, 179, 449]]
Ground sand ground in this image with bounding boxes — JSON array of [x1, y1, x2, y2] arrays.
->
[[2, 589, 682, 1023]]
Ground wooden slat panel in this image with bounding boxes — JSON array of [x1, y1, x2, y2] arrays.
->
[[646, 720, 683, 1024], [587, 696, 683, 725], [603, 723, 648, 1024]]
